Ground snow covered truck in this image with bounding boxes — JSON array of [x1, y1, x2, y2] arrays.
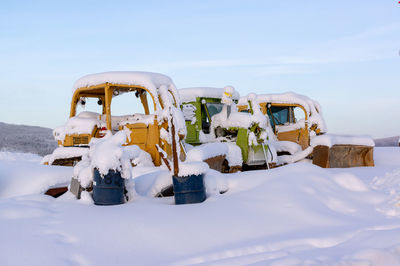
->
[[179, 87, 277, 172], [237, 92, 374, 168], [43, 71, 186, 167]]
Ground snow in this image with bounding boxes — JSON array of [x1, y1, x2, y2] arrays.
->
[[186, 142, 243, 168], [186, 142, 228, 162], [104, 114, 156, 130], [225, 142, 244, 166], [53, 111, 105, 143], [71, 131, 154, 189], [73, 71, 175, 97], [157, 85, 186, 137], [0, 152, 72, 199], [178, 161, 209, 177], [211, 102, 268, 136], [41, 146, 89, 165], [87, 131, 152, 179], [212, 107, 255, 129], [221, 86, 235, 105], [311, 133, 375, 147], [277, 146, 314, 165], [179, 87, 240, 103], [271, 140, 303, 155], [275, 119, 306, 133], [0, 147, 400, 264], [211, 93, 269, 133], [182, 103, 197, 124]]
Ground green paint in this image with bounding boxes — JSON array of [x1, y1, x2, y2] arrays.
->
[[236, 128, 249, 162], [182, 97, 226, 145], [182, 100, 202, 145]]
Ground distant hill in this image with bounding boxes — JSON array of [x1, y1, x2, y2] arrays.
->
[[0, 122, 57, 156], [374, 136, 400, 147]]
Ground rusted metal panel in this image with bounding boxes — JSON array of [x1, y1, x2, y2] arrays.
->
[[313, 145, 374, 168], [45, 187, 68, 198], [312, 145, 330, 168], [51, 156, 82, 166], [204, 155, 226, 172]]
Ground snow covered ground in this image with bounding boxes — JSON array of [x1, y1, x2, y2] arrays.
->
[[0, 148, 400, 265]]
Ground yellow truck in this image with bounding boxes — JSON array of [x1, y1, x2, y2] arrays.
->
[[238, 92, 326, 150], [43, 71, 186, 167], [237, 92, 374, 168]]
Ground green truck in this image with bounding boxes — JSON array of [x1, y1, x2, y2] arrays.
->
[[179, 87, 277, 171]]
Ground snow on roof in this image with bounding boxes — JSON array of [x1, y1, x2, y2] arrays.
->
[[72, 71, 181, 112], [311, 134, 375, 147], [73, 71, 175, 95], [239, 92, 327, 133], [238, 92, 320, 113], [179, 87, 240, 103]]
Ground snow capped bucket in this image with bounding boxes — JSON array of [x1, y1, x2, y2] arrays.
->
[[93, 169, 125, 205], [173, 174, 206, 205]]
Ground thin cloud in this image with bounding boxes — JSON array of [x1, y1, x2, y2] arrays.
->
[[124, 23, 400, 75]]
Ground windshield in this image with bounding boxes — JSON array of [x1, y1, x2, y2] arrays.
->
[[201, 102, 224, 134], [268, 106, 296, 126], [206, 102, 224, 117], [76, 96, 103, 115], [111, 89, 154, 116]]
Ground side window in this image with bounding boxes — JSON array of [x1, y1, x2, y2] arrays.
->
[[201, 103, 210, 134], [270, 106, 289, 125], [293, 106, 306, 123], [144, 91, 155, 114], [182, 104, 197, 123], [206, 103, 223, 118]]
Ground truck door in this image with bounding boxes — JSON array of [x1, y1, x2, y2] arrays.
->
[[267, 104, 309, 150]]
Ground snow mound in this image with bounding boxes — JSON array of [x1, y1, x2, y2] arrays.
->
[[311, 134, 375, 147], [186, 143, 228, 162], [371, 168, 400, 217], [186, 142, 244, 168], [333, 172, 369, 192], [0, 149, 400, 265], [0, 152, 72, 199]]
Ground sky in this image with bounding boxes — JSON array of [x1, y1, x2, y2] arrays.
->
[[0, 0, 399, 138]]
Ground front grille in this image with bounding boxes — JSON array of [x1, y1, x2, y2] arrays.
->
[[73, 136, 89, 145]]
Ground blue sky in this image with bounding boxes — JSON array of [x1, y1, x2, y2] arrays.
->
[[0, 0, 399, 137]]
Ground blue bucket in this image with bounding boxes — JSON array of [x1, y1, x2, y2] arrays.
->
[[93, 169, 125, 205], [173, 174, 206, 205]]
